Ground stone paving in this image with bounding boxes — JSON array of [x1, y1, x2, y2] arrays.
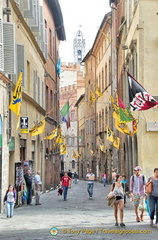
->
[[0, 180, 157, 240]]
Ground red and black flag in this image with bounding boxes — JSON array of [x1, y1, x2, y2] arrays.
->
[[127, 72, 158, 111]]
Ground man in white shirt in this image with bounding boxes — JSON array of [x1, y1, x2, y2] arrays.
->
[[85, 169, 95, 199], [34, 171, 42, 205]]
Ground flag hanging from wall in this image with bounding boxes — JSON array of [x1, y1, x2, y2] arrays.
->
[[127, 72, 158, 111], [30, 119, 45, 137], [95, 88, 103, 97], [60, 101, 70, 128], [60, 144, 67, 155], [89, 90, 96, 106], [106, 126, 114, 142], [113, 136, 120, 149], [56, 58, 61, 77], [44, 128, 57, 140], [9, 71, 23, 116]]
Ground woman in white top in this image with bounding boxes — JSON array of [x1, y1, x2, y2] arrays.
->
[[110, 174, 125, 227], [4, 185, 17, 218]]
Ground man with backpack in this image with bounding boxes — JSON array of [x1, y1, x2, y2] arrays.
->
[[130, 166, 147, 222]]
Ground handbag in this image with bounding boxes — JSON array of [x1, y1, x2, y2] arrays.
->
[[108, 196, 116, 206], [105, 191, 115, 200], [105, 192, 116, 207], [145, 180, 153, 194]]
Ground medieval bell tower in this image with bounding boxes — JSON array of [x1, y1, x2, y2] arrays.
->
[[73, 29, 85, 63]]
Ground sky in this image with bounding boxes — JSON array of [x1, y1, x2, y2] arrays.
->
[[58, 0, 111, 63]]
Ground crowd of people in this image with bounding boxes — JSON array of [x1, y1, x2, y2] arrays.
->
[[3, 166, 158, 229]]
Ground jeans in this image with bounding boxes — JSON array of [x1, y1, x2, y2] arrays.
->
[[62, 186, 68, 200], [149, 195, 158, 223], [6, 201, 14, 217], [102, 179, 107, 186], [87, 183, 94, 197], [27, 185, 32, 204]]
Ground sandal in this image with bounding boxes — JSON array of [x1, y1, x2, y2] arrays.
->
[[136, 216, 140, 222], [140, 214, 144, 221]]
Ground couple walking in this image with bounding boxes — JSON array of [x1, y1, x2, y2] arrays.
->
[[110, 166, 146, 227], [111, 165, 158, 228]]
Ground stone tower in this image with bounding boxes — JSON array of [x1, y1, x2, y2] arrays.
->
[[73, 29, 85, 63]]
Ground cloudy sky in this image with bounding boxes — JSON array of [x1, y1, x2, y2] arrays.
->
[[58, 0, 111, 63]]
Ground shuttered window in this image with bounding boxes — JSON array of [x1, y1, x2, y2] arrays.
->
[[0, 18, 4, 72], [20, 0, 30, 11], [33, 70, 37, 100], [44, 28, 48, 59], [16, 44, 25, 86], [23, 0, 34, 18], [3, 22, 15, 74], [38, 76, 40, 104]]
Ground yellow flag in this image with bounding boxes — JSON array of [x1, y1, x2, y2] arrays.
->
[[106, 126, 114, 142], [60, 144, 67, 155], [113, 136, 120, 149], [99, 142, 106, 153], [100, 29, 110, 42], [9, 71, 22, 116], [44, 128, 57, 140], [95, 88, 103, 97], [30, 119, 45, 137], [56, 135, 64, 144], [90, 150, 95, 156], [72, 151, 78, 158], [89, 90, 96, 106], [113, 112, 130, 135]]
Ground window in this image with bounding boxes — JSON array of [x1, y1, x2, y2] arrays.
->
[[71, 137, 75, 146], [16, 44, 25, 85], [3, 22, 15, 74], [105, 63, 107, 88], [38, 76, 40, 104], [33, 70, 37, 100], [102, 68, 104, 91], [71, 111, 75, 121], [72, 160, 75, 169], [32, 140, 35, 161], [49, 28, 52, 56], [46, 85, 48, 111]]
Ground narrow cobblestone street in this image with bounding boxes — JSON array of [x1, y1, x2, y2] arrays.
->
[[0, 181, 157, 240]]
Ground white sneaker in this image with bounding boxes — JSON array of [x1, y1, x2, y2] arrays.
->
[[150, 220, 153, 226]]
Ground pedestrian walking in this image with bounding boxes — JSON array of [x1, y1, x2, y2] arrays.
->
[[111, 174, 125, 227], [112, 168, 117, 184], [34, 171, 42, 205], [130, 166, 146, 222], [146, 168, 158, 227], [3, 184, 17, 218], [73, 172, 78, 184], [121, 175, 129, 206], [85, 169, 95, 199], [68, 169, 72, 178], [24, 169, 33, 205], [60, 172, 71, 201], [102, 171, 108, 187]]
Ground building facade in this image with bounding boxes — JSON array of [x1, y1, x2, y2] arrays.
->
[[43, 0, 66, 190]]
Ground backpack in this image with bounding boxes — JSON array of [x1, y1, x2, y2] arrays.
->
[[132, 174, 145, 184]]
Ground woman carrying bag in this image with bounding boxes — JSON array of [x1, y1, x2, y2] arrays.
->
[[110, 174, 125, 227], [146, 168, 158, 227]]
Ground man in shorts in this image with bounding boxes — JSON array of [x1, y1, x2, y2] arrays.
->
[[130, 166, 146, 222]]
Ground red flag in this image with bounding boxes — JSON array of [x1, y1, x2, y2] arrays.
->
[[127, 72, 158, 111]]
